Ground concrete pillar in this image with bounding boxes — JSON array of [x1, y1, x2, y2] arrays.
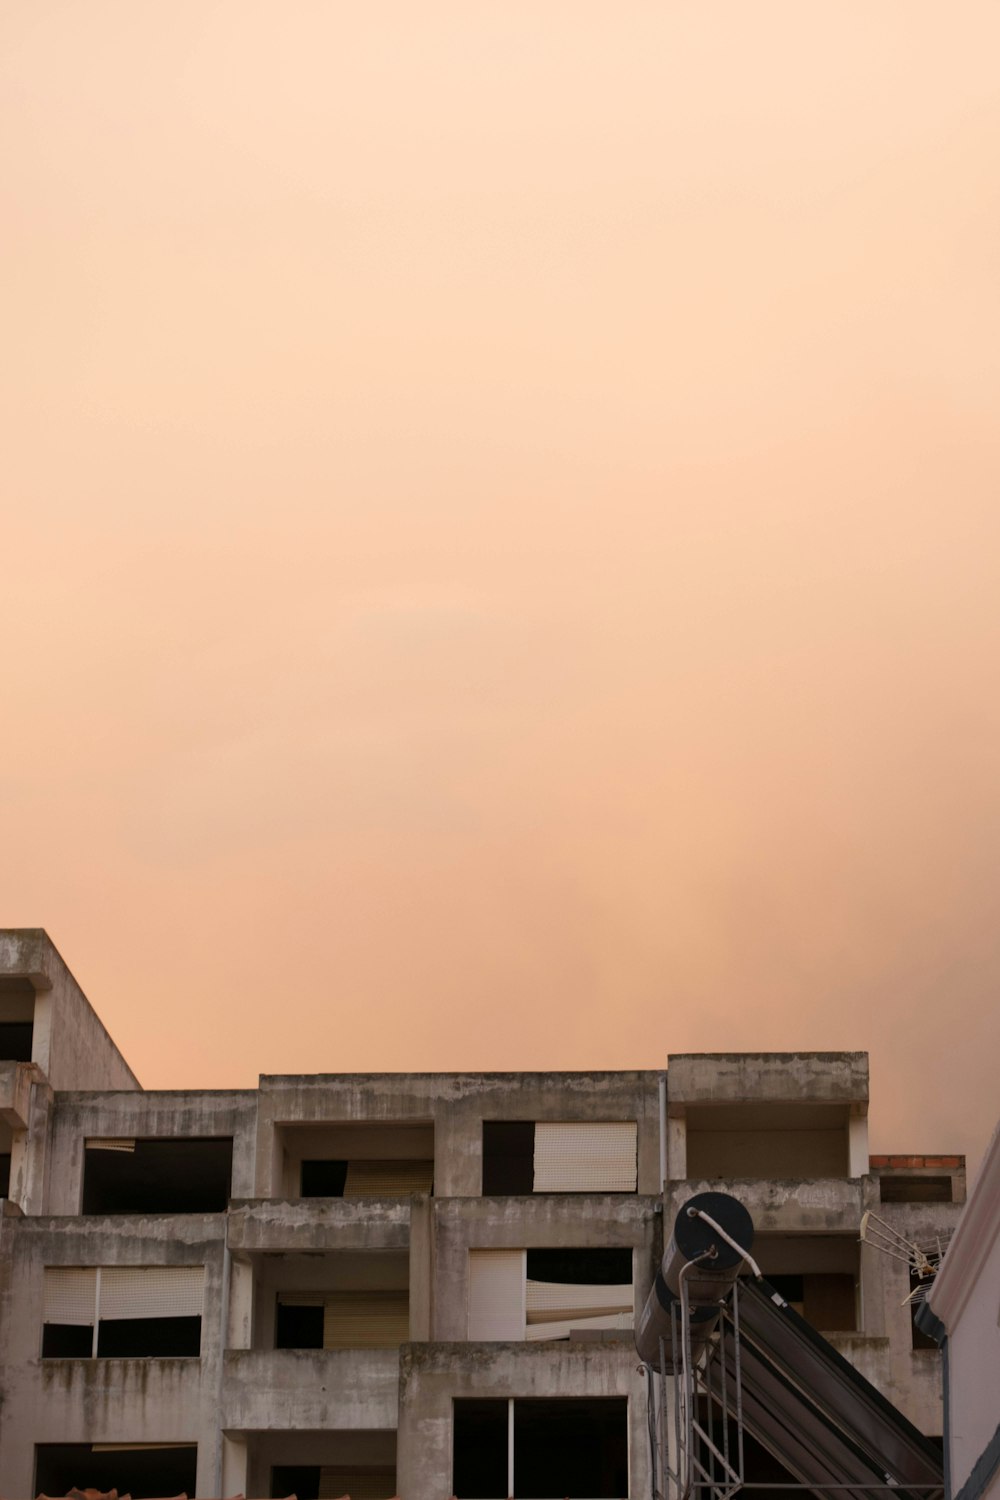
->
[[229, 1257, 254, 1350], [667, 1114, 687, 1180], [848, 1111, 869, 1178], [409, 1193, 434, 1340], [221, 1434, 248, 1498]]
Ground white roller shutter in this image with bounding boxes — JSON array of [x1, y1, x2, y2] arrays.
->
[[468, 1249, 526, 1340], [532, 1121, 637, 1192], [43, 1268, 97, 1325], [85, 1138, 136, 1152], [99, 1266, 204, 1320], [343, 1159, 433, 1196], [525, 1278, 632, 1321], [524, 1310, 633, 1341]]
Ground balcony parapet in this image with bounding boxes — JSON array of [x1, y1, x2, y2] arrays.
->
[[665, 1176, 866, 1234], [226, 1196, 412, 1254], [222, 1347, 399, 1430]]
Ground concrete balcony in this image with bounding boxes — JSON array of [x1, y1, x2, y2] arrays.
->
[[666, 1176, 865, 1234], [222, 1348, 399, 1430], [226, 1196, 412, 1254], [0, 1059, 35, 1130]]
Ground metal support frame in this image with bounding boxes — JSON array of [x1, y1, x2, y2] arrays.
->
[[647, 1256, 943, 1500]]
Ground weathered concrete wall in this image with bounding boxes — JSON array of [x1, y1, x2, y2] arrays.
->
[[0, 1213, 227, 1500], [667, 1052, 869, 1106], [45, 1089, 258, 1214], [257, 1069, 660, 1198], [396, 1340, 651, 1500], [244, 1428, 397, 1498], [0, 931, 139, 1094], [223, 1348, 399, 1429], [666, 1175, 866, 1236], [227, 1194, 411, 1254]]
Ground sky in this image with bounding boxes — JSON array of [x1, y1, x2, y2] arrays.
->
[[2, 3, 999, 1176]]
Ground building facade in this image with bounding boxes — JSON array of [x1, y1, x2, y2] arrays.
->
[[0, 930, 964, 1499]]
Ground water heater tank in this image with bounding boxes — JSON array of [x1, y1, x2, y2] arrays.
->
[[635, 1190, 754, 1371]]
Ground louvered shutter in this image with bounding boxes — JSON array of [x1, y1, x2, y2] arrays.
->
[[43, 1268, 97, 1325], [99, 1266, 204, 1320], [532, 1121, 637, 1192], [343, 1160, 433, 1196], [468, 1249, 526, 1340], [322, 1290, 409, 1348], [317, 1469, 397, 1499], [85, 1138, 136, 1152], [524, 1277, 632, 1339]]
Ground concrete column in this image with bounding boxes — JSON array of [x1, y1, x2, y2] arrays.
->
[[229, 1257, 254, 1350], [409, 1194, 434, 1340], [848, 1112, 869, 1178], [221, 1434, 248, 1497], [667, 1115, 687, 1180]]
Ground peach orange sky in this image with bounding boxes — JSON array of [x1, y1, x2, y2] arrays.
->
[[2, 4, 999, 1174]]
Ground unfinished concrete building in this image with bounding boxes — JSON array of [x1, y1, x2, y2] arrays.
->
[[0, 930, 963, 1499]]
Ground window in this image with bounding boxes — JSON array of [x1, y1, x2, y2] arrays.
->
[[482, 1121, 637, 1195], [0, 979, 34, 1062], [0, 1153, 10, 1199], [275, 1289, 409, 1349], [469, 1248, 633, 1342], [42, 1266, 204, 1358], [910, 1268, 938, 1351], [880, 1175, 953, 1204], [300, 1158, 433, 1197], [271, 1466, 397, 1499], [82, 1137, 233, 1213], [35, 1444, 197, 1500], [453, 1397, 628, 1498]]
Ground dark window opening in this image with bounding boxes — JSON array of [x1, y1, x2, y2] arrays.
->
[[453, 1399, 509, 1499], [880, 1176, 953, 1204], [97, 1315, 201, 1357], [0, 1020, 33, 1062], [453, 1397, 628, 1499], [482, 1121, 535, 1194], [768, 1273, 856, 1332], [527, 1247, 633, 1285], [0, 1153, 10, 1199], [42, 1324, 94, 1358], [275, 1300, 324, 1349], [273, 1466, 321, 1499], [35, 1443, 197, 1500], [300, 1158, 349, 1197], [43, 1316, 202, 1359], [82, 1137, 233, 1214], [911, 1269, 938, 1350], [515, 1397, 628, 1498]]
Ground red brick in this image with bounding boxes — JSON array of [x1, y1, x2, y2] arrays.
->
[[868, 1155, 890, 1167]]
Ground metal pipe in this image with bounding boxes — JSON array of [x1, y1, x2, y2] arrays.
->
[[659, 1071, 668, 1192]]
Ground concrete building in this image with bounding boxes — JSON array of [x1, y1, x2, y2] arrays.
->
[[0, 930, 964, 1499], [924, 1118, 1000, 1500]]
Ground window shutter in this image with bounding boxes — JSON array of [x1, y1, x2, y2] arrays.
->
[[322, 1290, 409, 1348], [43, 1268, 97, 1325], [85, 1138, 136, 1152], [468, 1249, 526, 1340], [525, 1277, 632, 1339], [532, 1122, 637, 1192], [99, 1266, 204, 1320], [343, 1160, 433, 1196], [317, 1469, 397, 1499], [277, 1291, 325, 1308]]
